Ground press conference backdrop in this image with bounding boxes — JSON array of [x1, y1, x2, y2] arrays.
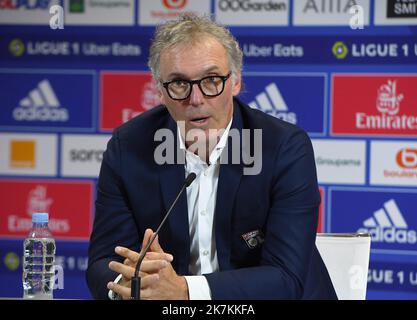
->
[[0, 0, 416, 300]]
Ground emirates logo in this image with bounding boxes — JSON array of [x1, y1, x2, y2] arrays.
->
[[142, 80, 160, 111], [376, 80, 404, 116], [27, 185, 53, 216]]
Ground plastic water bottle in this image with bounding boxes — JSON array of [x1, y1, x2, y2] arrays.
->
[[23, 212, 56, 299]]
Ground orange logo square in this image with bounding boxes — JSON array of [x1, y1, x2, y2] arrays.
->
[[10, 140, 36, 168]]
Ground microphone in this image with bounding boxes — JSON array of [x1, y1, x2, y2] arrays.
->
[[130, 172, 196, 300]]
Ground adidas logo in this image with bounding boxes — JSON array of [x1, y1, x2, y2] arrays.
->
[[13, 79, 69, 122], [357, 199, 416, 244], [248, 83, 297, 124]]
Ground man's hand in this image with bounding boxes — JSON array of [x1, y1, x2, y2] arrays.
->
[[107, 248, 171, 299], [107, 229, 171, 299], [139, 238, 189, 300], [107, 229, 189, 300]]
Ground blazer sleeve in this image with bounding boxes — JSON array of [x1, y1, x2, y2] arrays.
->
[[86, 130, 140, 299], [205, 129, 321, 299]]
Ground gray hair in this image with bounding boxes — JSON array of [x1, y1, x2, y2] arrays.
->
[[148, 14, 243, 83]]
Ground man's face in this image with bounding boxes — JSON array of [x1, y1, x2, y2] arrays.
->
[[158, 36, 241, 145]]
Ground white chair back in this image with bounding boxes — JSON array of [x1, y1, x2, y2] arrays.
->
[[316, 233, 371, 300]]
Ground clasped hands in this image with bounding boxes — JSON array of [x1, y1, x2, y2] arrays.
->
[[107, 229, 189, 300]]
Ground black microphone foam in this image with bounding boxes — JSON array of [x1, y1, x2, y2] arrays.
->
[[184, 172, 196, 187]]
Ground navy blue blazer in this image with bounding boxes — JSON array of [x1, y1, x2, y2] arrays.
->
[[86, 98, 337, 300]]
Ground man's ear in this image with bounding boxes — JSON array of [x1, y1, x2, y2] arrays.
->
[[232, 71, 242, 96]]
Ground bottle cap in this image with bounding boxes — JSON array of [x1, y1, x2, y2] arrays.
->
[[32, 212, 49, 224]]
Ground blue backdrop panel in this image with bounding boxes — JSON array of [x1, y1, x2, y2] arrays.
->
[[240, 73, 326, 135], [0, 70, 95, 132]]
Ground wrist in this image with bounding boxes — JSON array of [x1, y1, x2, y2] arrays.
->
[[178, 276, 189, 300]]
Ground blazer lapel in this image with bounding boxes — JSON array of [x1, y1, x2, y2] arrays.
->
[[215, 101, 244, 270]]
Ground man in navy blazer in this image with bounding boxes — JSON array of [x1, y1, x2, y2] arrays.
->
[[86, 14, 337, 300]]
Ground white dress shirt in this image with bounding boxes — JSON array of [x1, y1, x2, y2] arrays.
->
[[181, 118, 232, 300], [109, 118, 232, 300]]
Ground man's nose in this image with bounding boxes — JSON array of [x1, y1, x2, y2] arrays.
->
[[189, 83, 204, 106]]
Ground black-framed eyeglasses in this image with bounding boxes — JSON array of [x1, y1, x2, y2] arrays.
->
[[162, 72, 231, 101]]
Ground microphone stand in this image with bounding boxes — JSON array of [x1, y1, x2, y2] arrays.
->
[[130, 172, 196, 300]]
